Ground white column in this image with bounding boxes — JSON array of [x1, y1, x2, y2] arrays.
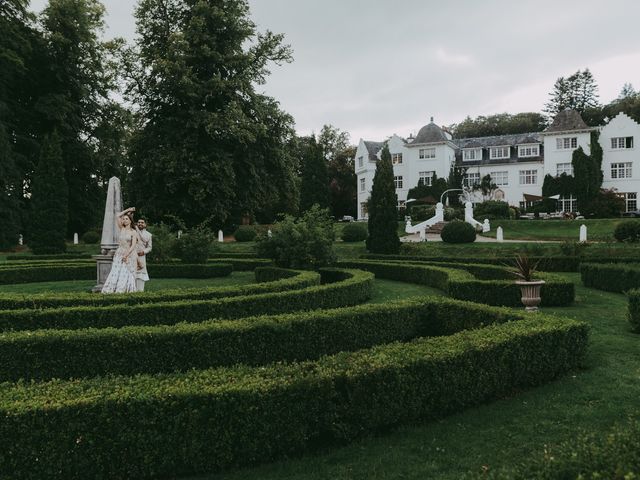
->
[[497, 226, 504, 242], [73, 233, 79, 245], [419, 229, 426, 242], [218, 230, 224, 242], [18, 234, 23, 246], [579, 224, 587, 243]]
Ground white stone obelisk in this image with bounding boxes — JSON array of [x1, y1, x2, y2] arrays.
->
[[579, 224, 587, 243], [93, 177, 123, 292], [497, 226, 504, 242], [218, 230, 224, 242], [73, 233, 79, 245]]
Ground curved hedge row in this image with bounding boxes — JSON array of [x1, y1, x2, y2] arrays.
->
[[338, 259, 574, 307], [0, 267, 319, 310], [0, 268, 374, 332], [0, 297, 519, 382], [0, 312, 588, 479], [5, 253, 92, 261], [626, 290, 640, 333], [580, 262, 640, 293]]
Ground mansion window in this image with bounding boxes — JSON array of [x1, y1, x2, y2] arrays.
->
[[463, 148, 482, 161], [518, 144, 540, 158], [360, 202, 368, 219], [463, 172, 480, 188], [419, 171, 434, 186], [556, 163, 573, 176], [360, 178, 366, 192], [394, 176, 403, 189], [490, 146, 510, 159], [519, 169, 537, 185], [419, 148, 436, 159], [490, 171, 509, 186], [611, 137, 634, 149], [357, 156, 364, 168], [557, 195, 577, 213], [556, 137, 577, 150], [625, 192, 638, 212], [611, 162, 632, 179], [391, 153, 403, 164]]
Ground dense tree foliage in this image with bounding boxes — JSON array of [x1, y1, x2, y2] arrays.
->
[[0, 125, 21, 248], [28, 132, 68, 254], [407, 173, 448, 204], [572, 146, 601, 213], [318, 125, 356, 218], [126, 0, 297, 228], [366, 144, 400, 254], [451, 112, 547, 139], [543, 69, 600, 118], [299, 135, 330, 212]]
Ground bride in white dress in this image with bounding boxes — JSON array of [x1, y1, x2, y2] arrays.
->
[[101, 207, 139, 294]]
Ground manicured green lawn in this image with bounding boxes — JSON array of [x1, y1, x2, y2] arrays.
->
[[480, 218, 623, 241], [0, 272, 257, 294], [189, 273, 640, 480]]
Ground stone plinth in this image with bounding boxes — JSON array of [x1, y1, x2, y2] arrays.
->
[[92, 254, 115, 292]]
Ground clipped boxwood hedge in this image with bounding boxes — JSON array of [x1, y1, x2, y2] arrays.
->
[[0, 297, 520, 382], [0, 313, 588, 479], [338, 259, 574, 307], [627, 289, 640, 333], [580, 262, 640, 293], [0, 268, 374, 332], [4, 253, 92, 261], [0, 268, 319, 310]]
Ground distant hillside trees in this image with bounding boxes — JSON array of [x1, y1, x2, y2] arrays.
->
[[450, 112, 547, 139]]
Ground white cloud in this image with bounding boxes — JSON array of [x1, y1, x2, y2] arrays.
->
[[434, 47, 474, 67]]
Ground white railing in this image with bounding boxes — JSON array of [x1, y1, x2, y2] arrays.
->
[[405, 202, 444, 234], [465, 202, 490, 233]]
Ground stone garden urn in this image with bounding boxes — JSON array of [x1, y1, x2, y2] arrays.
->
[[516, 280, 545, 312]]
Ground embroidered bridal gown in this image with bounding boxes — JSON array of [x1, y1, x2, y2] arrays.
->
[[101, 229, 138, 294]]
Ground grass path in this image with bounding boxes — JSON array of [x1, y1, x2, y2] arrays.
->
[[192, 273, 639, 480]]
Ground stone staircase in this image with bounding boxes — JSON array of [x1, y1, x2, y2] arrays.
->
[[426, 221, 447, 234]]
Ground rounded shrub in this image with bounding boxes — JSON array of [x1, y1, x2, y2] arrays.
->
[[614, 220, 640, 243], [81, 230, 100, 244], [174, 227, 212, 263], [474, 200, 510, 220], [234, 226, 258, 242], [440, 221, 476, 243], [341, 223, 368, 242]]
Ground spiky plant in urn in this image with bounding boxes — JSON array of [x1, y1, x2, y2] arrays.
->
[[511, 254, 545, 312]]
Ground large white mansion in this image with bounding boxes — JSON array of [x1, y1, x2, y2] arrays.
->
[[355, 110, 640, 219]]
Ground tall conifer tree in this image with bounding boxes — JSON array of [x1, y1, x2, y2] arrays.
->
[[366, 144, 400, 253], [28, 132, 68, 254]]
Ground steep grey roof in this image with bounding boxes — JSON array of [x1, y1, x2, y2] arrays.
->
[[544, 109, 589, 133], [363, 141, 383, 161], [413, 122, 448, 144], [454, 132, 542, 148]]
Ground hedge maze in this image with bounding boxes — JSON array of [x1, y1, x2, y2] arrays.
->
[[0, 257, 588, 479]]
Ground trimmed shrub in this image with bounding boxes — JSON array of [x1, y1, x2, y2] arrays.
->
[[614, 220, 640, 242], [257, 205, 336, 269], [0, 297, 521, 382], [174, 227, 213, 263], [207, 258, 272, 271], [341, 223, 368, 242], [338, 260, 574, 307], [0, 269, 374, 332], [440, 221, 476, 243], [580, 263, 640, 293], [234, 226, 258, 242], [81, 230, 100, 244], [474, 200, 510, 220], [0, 314, 588, 479], [627, 289, 640, 333], [147, 223, 176, 263]]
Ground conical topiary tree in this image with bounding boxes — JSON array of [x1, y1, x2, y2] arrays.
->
[[366, 143, 400, 253], [0, 124, 21, 249], [28, 131, 69, 254]]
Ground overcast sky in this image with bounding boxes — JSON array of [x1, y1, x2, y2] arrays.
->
[[29, 0, 640, 143]]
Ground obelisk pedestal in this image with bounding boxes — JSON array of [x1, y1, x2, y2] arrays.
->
[[92, 177, 123, 292]]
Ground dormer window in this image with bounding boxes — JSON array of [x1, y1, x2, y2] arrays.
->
[[518, 144, 540, 158], [463, 148, 482, 161], [357, 156, 363, 168], [490, 146, 510, 160], [419, 148, 436, 159], [391, 153, 403, 164], [556, 137, 577, 150], [611, 137, 634, 149]]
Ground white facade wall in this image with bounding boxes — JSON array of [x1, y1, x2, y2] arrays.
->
[[355, 112, 639, 219], [600, 113, 640, 210]]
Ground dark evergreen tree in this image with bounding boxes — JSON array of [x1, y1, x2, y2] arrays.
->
[[571, 146, 601, 213], [126, 0, 296, 228], [446, 165, 467, 206], [366, 144, 400, 254], [544, 69, 600, 118], [28, 132, 68, 254], [0, 124, 21, 249], [407, 173, 447, 203], [299, 135, 330, 212]]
